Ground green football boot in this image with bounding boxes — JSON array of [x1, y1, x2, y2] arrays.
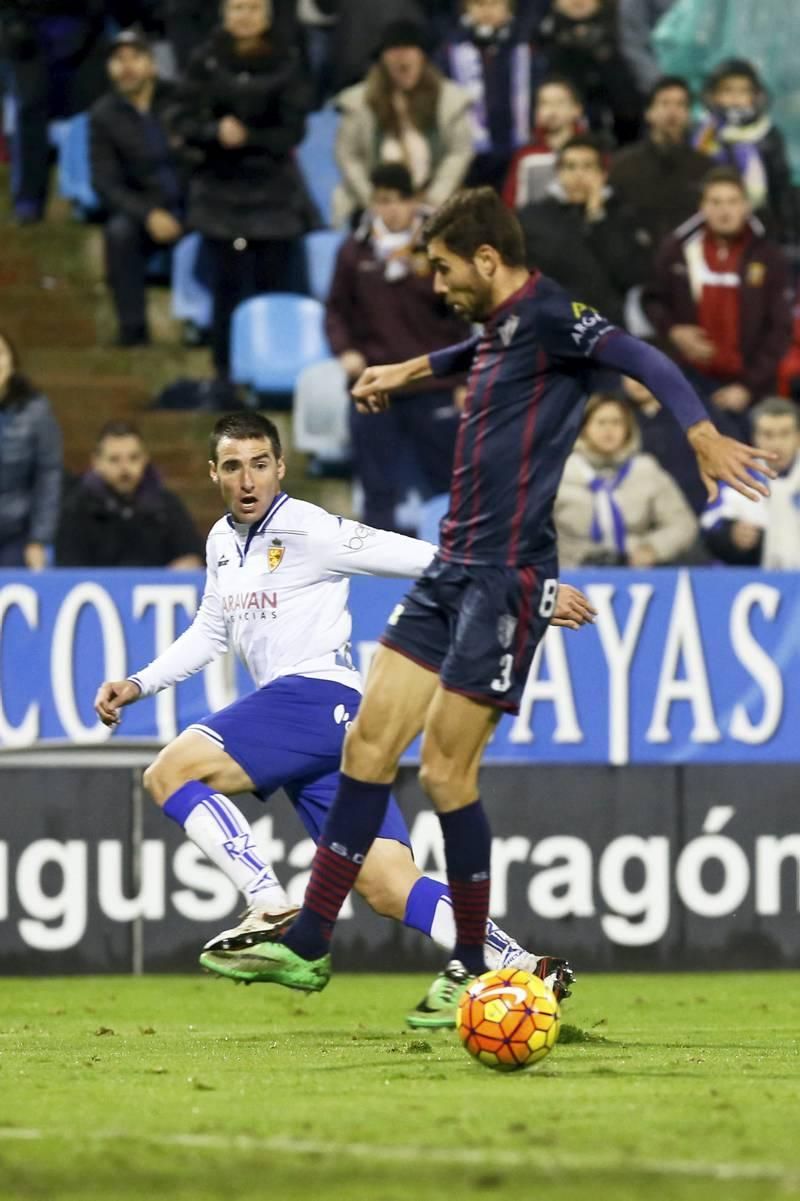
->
[[406, 959, 474, 1030], [199, 939, 331, 992]]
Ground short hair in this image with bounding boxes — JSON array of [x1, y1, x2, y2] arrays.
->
[[423, 187, 526, 267], [557, 133, 606, 166], [535, 74, 583, 108], [581, 393, 636, 442], [701, 165, 748, 197], [751, 397, 800, 428], [646, 75, 692, 107], [209, 411, 283, 461], [95, 419, 143, 449], [370, 161, 414, 197]]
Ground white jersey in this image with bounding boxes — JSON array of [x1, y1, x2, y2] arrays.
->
[[130, 493, 437, 698]]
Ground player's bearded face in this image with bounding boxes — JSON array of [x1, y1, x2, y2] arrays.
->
[[210, 436, 286, 525], [430, 243, 494, 320]]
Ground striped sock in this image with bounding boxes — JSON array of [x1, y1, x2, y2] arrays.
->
[[439, 801, 492, 976], [283, 774, 391, 961]]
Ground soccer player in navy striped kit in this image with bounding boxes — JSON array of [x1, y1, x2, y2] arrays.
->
[[236, 187, 775, 1014]]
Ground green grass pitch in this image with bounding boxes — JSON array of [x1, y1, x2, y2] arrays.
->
[[1, 972, 798, 1201]]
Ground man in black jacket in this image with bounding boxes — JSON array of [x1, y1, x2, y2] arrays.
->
[[608, 76, 710, 267], [55, 420, 204, 569], [518, 134, 651, 326], [90, 30, 184, 347]]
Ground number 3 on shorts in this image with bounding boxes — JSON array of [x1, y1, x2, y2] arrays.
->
[[491, 653, 513, 693], [539, 578, 558, 619]]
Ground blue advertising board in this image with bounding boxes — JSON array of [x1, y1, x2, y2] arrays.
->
[[0, 568, 798, 762]]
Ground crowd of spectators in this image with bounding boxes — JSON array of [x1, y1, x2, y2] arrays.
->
[[1, 0, 800, 568]]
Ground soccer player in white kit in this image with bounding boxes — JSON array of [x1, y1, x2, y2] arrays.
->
[[95, 413, 592, 1022]]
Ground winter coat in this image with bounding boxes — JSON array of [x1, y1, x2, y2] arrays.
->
[[325, 211, 470, 391], [55, 465, 203, 568], [608, 137, 710, 258], [0, 390, 62, 547], [555, 427, 698, 568], [642, 213, 793, 399], [518, 185, 651, 325], [166, 30, 315, 241], [90, 81, 183, 224], [332, 77, 473, 227]]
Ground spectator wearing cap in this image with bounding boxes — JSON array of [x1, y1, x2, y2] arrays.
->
[[643, 166, 793, 440], [438, 0, 537, 190], [55, 420, 203, 569], [1, 0, 107, 223], [90, 31, 184, 348], [518, 134, 651, 326], [694, 59, 797, 245], [333, 20, 473, 228], [502, 75, 586, 209], [0, 328, 62, 569], [701, 397, 800, 569], [166, 0, 315, 376], [608, 76, 710, 263], [325, 162, 469, 533]]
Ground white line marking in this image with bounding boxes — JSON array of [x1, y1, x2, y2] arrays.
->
[[0, 1129, 797, 1184]]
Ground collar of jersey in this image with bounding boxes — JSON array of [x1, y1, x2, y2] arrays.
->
[[486, 270, 540, 326], [227, 491, 289, 560]]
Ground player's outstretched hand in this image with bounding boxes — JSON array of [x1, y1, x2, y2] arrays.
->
[[687, 420, 777, 503], [352, 363, 411, 413], [551, 583, 597, 630], [94, 679, 142, 727]]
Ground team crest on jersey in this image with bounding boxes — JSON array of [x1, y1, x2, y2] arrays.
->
[[497, 614, 517, 649], [267, 538, 285, 571], [499, 314, 520, 347]]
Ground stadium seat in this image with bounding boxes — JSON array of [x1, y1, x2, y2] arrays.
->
[[56, 112, 100, 215], [171, 232, 213, 330], [297, 108, 341, 227], [231, 293, 331, 394], [304, 229, 346, 302], [293, 357, 352, 462]]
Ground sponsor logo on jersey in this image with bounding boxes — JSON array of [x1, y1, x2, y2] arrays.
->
[[268, 538, 285, 572], [222, 591, 278, 615], [497, 614, 517, 649], [217, 555, 230, 567], [499, 313, 520, 347]]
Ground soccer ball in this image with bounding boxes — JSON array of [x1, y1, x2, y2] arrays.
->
[[455, 967, 560, 1071]]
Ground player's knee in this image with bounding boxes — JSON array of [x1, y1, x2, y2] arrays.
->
[[143, 749, 190, 807], [355, 872, 405, 920], [341, 716, 397, 782], [418, 757, 473, 811]]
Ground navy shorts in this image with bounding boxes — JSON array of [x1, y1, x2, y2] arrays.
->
[[188, 676, 411, 846], [380, 556, 558, 713]]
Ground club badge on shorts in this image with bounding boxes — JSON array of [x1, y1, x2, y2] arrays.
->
[[268, 538, 285, 571]]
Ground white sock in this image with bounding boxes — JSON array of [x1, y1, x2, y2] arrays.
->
[[428, 892, 534, 971], [180, 791, 291, 913]]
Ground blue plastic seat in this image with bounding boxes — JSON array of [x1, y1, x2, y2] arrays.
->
[[171, 232, 213, 329], [231, 293, 331, 393], [297, 108, 341, 227], [304, 228, 346, 302], [56, 112, 100, 214]]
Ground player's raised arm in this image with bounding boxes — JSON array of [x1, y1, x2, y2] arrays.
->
[[537, 300, 778, 503], [351, 336, 480, 413], [94, 552, 229, 728]]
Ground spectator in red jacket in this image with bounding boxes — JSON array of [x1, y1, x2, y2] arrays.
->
[[643, 166, 793, 439], [502, 76, 585, 209], [325, 162, 469, 533]]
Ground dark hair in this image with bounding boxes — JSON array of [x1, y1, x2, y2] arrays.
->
[[557, 133, 606, 165], [704, 57, 764, 97], [535, 74, 583, 108], [701, 165, 747, 196], [646, 75, 692, 107], [370, 162, 415, 197], [209, 411, 283, 461], [423, 187, 526, 267], [0, 328, 37, 406], [95, 419, 144, 449]]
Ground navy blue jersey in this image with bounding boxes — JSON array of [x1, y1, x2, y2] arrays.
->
[[428, 272, 706, 567]]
